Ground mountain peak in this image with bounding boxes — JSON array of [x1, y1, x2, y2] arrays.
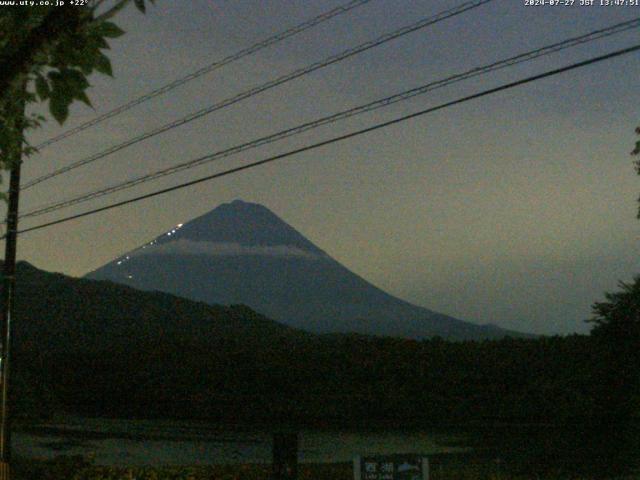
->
[[87, 200, 528, 340], [222, 199, 268, 211], [174, 200, 322, 252], [230, 198, 257, 206]]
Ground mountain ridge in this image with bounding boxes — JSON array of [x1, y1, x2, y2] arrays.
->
[[87, 199, 530, 340], [3, 261, 582, 428]]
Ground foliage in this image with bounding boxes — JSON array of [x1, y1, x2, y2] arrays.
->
[[585, 276, 640, 476], [14, 459, 348, 480], [5, 261, 639, 475], [8, 262, 595, 428], [633, 126, 640, 217], [632, 126, 640, 156], [13, 454, 92, 480], [0, 0, 155, 180], [11, 457, 640, 480], [590, 275, 640, 339]]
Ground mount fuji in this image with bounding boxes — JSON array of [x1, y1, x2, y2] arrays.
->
[[87, 200, 522, 340]]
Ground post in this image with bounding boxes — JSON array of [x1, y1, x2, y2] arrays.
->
[[353, 456, 361, 480], [0, 83, 25, 479], [272, 431, 298, 480], [422, 457, 429, 480]]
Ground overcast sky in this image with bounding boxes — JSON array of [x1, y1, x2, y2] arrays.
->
[[11, 0, 640, 335]]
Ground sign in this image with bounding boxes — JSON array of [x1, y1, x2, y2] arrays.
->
[[354, 454, 429, 480]]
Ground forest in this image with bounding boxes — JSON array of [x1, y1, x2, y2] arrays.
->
[[5, 262, 639, 476]]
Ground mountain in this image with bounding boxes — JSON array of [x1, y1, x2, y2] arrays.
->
[[87, 200, 523, 340], [3, 262, 584, 427], [10, 260, 302, 356], [3, 261, 308, 418]]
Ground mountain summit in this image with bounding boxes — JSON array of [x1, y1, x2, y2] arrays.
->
[[87, 200, 521, 340], [165, 199, 323, 252]]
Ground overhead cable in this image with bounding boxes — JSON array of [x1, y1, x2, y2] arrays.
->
[[23, 0, 494, 190], [32, 0, 375, 150], [12, 43, 640, 238], [20, 17, 640, 220]]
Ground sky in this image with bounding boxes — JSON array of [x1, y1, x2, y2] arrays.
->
[[9, 0, 640, 335]]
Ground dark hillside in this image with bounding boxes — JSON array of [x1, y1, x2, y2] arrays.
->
[[87, 200, 530, 340], [4, 262, 598, 437]]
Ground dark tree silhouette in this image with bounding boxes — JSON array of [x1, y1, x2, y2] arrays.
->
[[585, 277, 640, 476], [633, 125, 640, 217], [0, 0, 155, 180]]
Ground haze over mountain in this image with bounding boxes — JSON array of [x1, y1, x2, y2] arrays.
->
[[87, 200, 525, 340]]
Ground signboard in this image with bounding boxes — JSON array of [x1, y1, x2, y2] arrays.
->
[[354, 454, 429, 480]]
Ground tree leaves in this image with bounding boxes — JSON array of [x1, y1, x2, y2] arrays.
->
[[94, 52, 113, 77], [34, 73, 50, 100], [45, 68, 92, 123], [3, 10, 130, 126], [0, 0, 154, 183], [633, 126, 640, 218], [134, 0, 146, 13], [1, 0, 156, 128], [77, 90, 93, 108], [133, 0, 155, 13], [135, 0, 156, 13], [49, 91, 69, 124], [92, 20, 125, 39], [590, 276, 640, 339]]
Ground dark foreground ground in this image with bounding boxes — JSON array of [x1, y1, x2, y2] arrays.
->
[[11, 454, 640, 480], [9, 420, 640, 479]]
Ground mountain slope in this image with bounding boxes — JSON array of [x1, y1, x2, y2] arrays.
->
[[10, 260, 303, 356], [87, 200, 525, 340], [2, 262, 583, 428], [3, 261, 308, 418]]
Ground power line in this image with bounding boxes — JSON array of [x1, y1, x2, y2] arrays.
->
[[19, 17, 640, 220], [12, 43, 640, 238], [22, 0, 494, 190], [32, 0, 374, 151]]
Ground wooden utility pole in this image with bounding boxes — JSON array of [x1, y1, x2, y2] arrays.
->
[[0, 83, 26, 480]]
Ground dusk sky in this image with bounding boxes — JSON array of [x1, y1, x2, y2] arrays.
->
[[11, 0, 640, 335]]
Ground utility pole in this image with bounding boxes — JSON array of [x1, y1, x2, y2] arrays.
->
[[0, 83, 26, 480]]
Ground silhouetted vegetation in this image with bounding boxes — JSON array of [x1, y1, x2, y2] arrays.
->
[[581, 276, 640, 477], [16, 456, 638, 480], [4, 262, 639, 477]]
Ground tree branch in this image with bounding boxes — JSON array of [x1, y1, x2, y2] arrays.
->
[[94, 0, 131, 22]]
